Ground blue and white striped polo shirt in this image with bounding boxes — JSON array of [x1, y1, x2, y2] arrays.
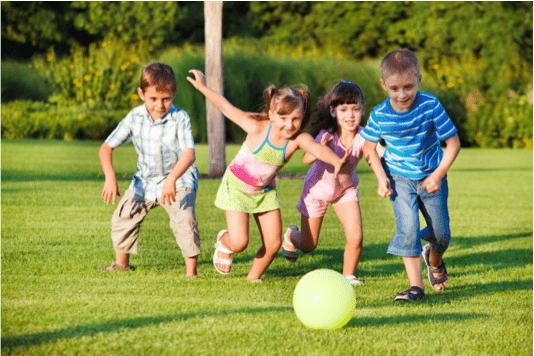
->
[[106, 104, 199, 200], [360, 91, 457, 180]]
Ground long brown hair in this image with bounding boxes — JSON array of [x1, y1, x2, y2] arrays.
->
[[311, 80, 365, 138]]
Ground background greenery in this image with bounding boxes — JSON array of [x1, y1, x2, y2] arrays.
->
[[2, 140, 532, 355], [1, 1, 532, 147]]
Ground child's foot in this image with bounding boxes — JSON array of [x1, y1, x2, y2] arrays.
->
[[345, 275, 363, 286], [213, 230, 233, 274], [282, 225, 299, 262], [100, 263, 135, 271], [422, 244, 448, 291]]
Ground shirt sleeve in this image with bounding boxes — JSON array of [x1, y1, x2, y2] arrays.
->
[[359, 113, 381, 143], [432, 99, 458, 141], [105, 111, 133, 148], [176, 110, 196, 151]]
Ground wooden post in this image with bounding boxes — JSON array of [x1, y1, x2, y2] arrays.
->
[[204, 1, 225, 178]]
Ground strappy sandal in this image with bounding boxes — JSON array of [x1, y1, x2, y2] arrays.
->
[[282, 225, 299, 262], [213, 230, 233, 275], [345, 275, 363, 286], [100, 263, 135, 271], [394, 286, 425, 301], [422, 243, 448, 290]]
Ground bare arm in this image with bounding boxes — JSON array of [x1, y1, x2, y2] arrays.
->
[[161, 148, 196, 205], [99, 143, 120, 205], [363, 140, 392, 198], [187, 69, 260, 135], [297, 133, 349, 177], [302, 133, 333, 165], [420, 134, 461, 193]]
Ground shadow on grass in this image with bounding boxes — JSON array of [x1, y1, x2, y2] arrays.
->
[[1, 306, 291, 351], [347, 311, 485, 328]]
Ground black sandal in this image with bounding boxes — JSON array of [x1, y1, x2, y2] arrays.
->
[[394, 286, 425, 301], [422, 244, 448, 290]]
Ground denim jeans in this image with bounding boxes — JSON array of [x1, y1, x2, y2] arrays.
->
[[387, 171, 451, 257]]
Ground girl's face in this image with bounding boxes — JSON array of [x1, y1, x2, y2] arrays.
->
[[269, 107, 303, 139], [330, 103, 363, 134]]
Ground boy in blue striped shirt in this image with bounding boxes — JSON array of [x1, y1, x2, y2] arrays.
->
[[361, 49, 461, 301], [99, 63, 201, 278]]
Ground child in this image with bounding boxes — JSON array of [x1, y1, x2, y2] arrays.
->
[[361, 49, 461, 301], [282, 80, 384, 286], [187, 69, 347, 282], [99, 63, 201, 278]]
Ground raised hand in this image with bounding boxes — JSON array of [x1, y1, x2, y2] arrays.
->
[[186, 69, 207, 90]]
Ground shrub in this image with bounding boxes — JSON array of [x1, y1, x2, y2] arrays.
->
[[32, 39, 149, 109], [1, 100, 128, 140], [1, 60, 52, 102]]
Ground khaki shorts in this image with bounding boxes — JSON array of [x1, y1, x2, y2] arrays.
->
[[111, 188, 200, 257]]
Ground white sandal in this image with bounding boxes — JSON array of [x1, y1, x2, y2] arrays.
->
[[213, 230, 233, 275], [345, 275, 363, 286], [282, 225, 299, 262]]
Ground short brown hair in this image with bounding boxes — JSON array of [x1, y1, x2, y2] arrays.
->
[[380, 49, 420, 78], [139, 63, 177, 94]]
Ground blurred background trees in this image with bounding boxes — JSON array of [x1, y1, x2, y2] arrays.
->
[[2, 1, 532, 147]]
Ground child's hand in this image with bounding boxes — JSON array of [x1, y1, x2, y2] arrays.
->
[[333, 148, 352, 178], [421, 175, 441, 193], [186, 70, 206, 90], [161, 178, 176, 205], [377, 178, 393, 198], [320, 133, 334, 146], [101, 178, 121, 205]]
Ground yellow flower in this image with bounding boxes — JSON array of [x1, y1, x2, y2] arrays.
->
[[95, 71, 101, 76], [73, 79, 79, 84], [86, 90, 92, 97], [433, 64, 439, 70], [102, 42, 107, 48], [457, 78, 464, 84], [76, 82, 82, 88], [447, 81, 455, 88], [69, 64, 74, 69], [84, 75, 91, 81], [110, 84, 116, 90], [120, 62, 130, 71], [130, 94, 138, 100]]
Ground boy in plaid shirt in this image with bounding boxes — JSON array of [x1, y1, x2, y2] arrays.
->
[[99, 63, 200, 278]]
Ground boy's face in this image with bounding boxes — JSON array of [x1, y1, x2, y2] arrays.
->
[[380, 72, 422, 113], [137, 86, 175, 121], [330, 103, 363, 134]]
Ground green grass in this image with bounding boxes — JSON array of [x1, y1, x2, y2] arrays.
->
[[2, 140, 532, 355]]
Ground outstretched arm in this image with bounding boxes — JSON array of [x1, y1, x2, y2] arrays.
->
[[302, 133, 333, 165], [420, 134, 461, 193], [187, 69, 260, 135], [363, 140, 392, 198], [99, 143, 120, 205]]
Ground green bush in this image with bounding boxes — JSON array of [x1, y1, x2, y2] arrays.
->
[[33, 39, 149, 109], [160, 45, 385, 143], [1, 60, 52, 102], [1, 100, 128, 140]]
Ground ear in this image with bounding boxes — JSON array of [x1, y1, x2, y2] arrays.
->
[[417, 74, 422, 85], [380, 79, 387, 92], [268, 109, 275, 121], [137, 88, 145, 101], [330, 106, 336, 118]]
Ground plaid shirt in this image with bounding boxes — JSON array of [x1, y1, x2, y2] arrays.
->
[[106, 104, 198, 200]]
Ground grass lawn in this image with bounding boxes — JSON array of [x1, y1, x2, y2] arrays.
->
[[2, 140, 532, 355]]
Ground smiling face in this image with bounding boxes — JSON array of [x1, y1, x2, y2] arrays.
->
[[330, 103, 363, 134], [137, 86, 175, 121], [380, 72, 422, 113], [269, 107, 304, 139]]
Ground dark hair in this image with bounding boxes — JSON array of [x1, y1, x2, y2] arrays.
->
[[139, 62, 177, 95], [252, 84, 311, 134], [380, 49, 420, 79], [311, 80, 365, 137]]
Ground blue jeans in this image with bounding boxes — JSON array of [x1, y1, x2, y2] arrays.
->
[[387, 171, 451, 257]]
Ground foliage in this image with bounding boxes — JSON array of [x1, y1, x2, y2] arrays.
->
[[32, 39, 148, 109], [1, 100, 128, 140], [70, 1, 180, 53], [1, 60, 52, 102]]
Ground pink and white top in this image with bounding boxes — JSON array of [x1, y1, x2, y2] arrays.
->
[[301, 127, 365, 202]]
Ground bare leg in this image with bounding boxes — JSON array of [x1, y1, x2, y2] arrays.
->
[[332, 201, 363, 277], [116, 251, 129, 267], [247, 209, 283, 281], [286, 214, 324, 253], [427, 244, 448, 290], [185, 255, 199, 277], [403, 255, 425, 291], [214, 210, 250, 274]]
